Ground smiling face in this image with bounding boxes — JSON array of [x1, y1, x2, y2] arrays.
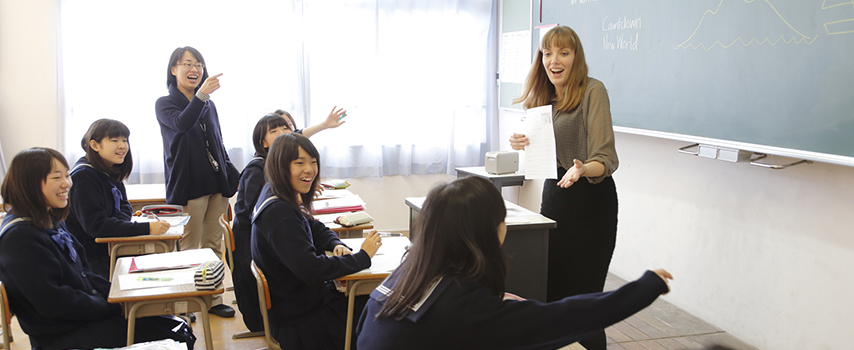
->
[[41, 158, 72, 210], [90, 136, 128, 166], [289, 146, 318, 195], [262, 121, 293, 149], [541, 42, 576, 92], [170, 50, 204, 97]]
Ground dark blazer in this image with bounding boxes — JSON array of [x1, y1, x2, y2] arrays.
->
[[155, 84, 239, 205], [356, 270, 669, 350], [250, 184, 370, 324], [231, 156, 265, 331], [65, 157, 149, 278], [0, 214, 120, 339]]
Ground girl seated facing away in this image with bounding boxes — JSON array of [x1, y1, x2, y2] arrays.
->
[[0, 148, 194, 350], [356, 176, 674, 350], [66, 119, 170, 279], [251, 133, 381, 349]]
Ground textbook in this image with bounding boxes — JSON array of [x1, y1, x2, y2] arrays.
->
[[312, 195, 366, 214]]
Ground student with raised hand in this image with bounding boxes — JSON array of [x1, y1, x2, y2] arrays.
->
[[156, 46, 239, 318], [509, 25, 619, 350], [275, 106, 347, 137], [251, 133, 381, 349], [65, 119, 170, 279], [232, 108, 346, 333], [0, 148, 194, 350], [356, 176, 672, 350]]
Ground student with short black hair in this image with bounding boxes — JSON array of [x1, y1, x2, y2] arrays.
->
[[66, 119, 170, 279], [251, 133, 381, 349], [0, 147, 194, 350], [156, 46, 239, 318], [356, 176, 673, 350]]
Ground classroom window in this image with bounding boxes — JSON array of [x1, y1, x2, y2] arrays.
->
[[59, 0, 496, 182]]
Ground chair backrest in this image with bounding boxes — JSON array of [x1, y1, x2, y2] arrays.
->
[[218, 214, 235, 272], [251, 260, 281, 350], [0, 281, 13, 348]]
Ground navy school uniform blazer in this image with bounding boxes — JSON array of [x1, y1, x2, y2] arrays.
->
[[65, 157, 149, 273], [250, 184, 371, 324], [0, 214, 121, 339], [155, 84, 239, 205], [356, 270, 669, 350]]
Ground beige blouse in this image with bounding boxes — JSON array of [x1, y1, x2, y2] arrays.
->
[[552, 78, 618, 184]]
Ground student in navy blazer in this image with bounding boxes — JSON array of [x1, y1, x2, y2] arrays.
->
[[356, 176, 674, 350], [156, 46, 239, 317], [0, 148, 194, 350], [251, 133, 381, 349], [66, 119, 170, 279], [233, 110, 346, 332]]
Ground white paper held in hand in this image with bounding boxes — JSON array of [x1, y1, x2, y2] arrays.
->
[[522, 105, 558, 180]]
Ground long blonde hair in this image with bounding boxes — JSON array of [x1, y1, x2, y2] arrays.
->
[[513, 26, 589, 111]]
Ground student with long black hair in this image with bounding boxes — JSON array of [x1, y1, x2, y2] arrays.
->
[[356, 176, 673, 350], [0, 147, 194, 350], [232, 107, 346, 333], [251, 133, 381, 349], [66, 119, 170, 279]]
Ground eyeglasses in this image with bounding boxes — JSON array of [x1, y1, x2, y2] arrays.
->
[[178, 62, 204, 70]]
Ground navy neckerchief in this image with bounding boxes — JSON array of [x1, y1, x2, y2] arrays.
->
[[48, 225, 79, 263], [71, 162, 122, 213]]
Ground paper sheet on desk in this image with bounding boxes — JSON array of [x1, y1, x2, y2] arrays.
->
[[132, 216, 190, 226], [522, 105, 558, 180], [118, 269, 195, 290]]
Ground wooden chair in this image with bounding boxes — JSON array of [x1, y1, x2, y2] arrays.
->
[[251, 260, 282, 350], [0, 282, 14, 349], [219, 214, 264, 339]]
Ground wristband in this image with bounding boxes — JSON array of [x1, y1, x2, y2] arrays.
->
[[195, 90, 210, 102]]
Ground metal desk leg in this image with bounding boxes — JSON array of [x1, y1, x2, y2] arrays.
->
[[125, 297, 213, 350]]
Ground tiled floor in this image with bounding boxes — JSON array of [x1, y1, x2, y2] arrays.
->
[[2, 272, 758, 350], [604, 274, 757, 350]]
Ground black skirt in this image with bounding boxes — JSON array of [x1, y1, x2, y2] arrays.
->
[[541, 168, 618, 302]]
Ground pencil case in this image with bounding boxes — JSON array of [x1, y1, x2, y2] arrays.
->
[[194, 260, 225, 290], [335, 211, 374, 226]]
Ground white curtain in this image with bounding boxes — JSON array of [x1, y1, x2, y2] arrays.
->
[[59, 0, 496, 183]]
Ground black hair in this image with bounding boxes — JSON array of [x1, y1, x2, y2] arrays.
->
[[165, 46, 209, 91], [80, 118, 133, 181], [264, 133, 321, 217]]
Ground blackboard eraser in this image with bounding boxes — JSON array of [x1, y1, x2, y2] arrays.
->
[[698, 145, 718, 159], [717, 148, 752, 163]]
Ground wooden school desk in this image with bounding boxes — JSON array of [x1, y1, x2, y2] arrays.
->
[[109, 248, 222, 350], [335, 236, 410, 350], [125, 183, 167, 212], [405, 197, 556, 301], [96, 217, 184, 281]]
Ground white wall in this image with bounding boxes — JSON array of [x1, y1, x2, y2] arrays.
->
[[500, 107, 854, 349], [0, 0, 59, 157]]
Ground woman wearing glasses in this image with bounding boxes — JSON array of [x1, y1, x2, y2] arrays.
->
[[155, 46, 239, 318]]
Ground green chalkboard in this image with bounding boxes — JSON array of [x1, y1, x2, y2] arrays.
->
[[531, 0, 854, 166]]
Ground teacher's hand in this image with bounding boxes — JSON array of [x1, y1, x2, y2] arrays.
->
[[509, 133, 529, 150], [198, 73, 223, 95], [556, 159, 587, 188]]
